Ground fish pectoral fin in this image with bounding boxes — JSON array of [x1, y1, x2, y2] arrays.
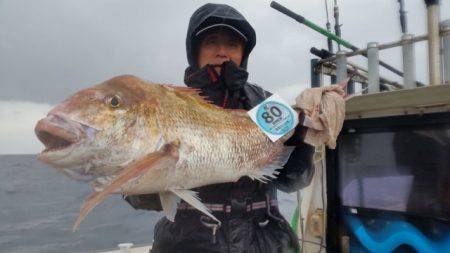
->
[[170, 189, 220, 225], [159, 192, 180, 222], [249, 146, 295, 183], [72, 142, 179, 231]]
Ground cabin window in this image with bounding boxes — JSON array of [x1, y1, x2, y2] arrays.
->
[[338, 127, 450, 220]]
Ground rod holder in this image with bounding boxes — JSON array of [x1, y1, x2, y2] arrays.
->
[[336, 50, 347, 83], [442, 19, 450, 84], [426, 1, 441, 85], [311, 59, 323, 87], [402, 34, 417, 88], [367, 42, 380, 93]]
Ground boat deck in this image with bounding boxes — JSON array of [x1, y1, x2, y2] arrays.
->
[[94, 244, 151, 253]]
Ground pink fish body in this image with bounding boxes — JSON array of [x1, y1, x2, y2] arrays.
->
[[34, 75, 294, 230]]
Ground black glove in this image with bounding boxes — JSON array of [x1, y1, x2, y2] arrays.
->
[[219, 60, 248, 92], [123, 193, 162, 211], [284, 110, 308, 146], [219, 61, 250, 109]]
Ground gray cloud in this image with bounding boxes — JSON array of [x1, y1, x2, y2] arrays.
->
[[1, 0, 450, 154], [1, 0, 448, 105], [0, 101, 51, 154]]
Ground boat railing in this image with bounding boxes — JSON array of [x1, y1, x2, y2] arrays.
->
[[311, 19, 450, 93]]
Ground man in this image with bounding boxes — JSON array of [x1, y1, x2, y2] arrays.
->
[[125, 3, 314, 252]]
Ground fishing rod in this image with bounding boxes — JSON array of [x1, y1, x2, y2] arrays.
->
[[270, 1, 353, 49], [333, 0, 342, 50], [270, 1, 407, 79], [324, 0, 333, 53], [398, 0, 408, 34]]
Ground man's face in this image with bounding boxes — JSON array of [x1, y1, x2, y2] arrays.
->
[[197, 29, 245, 74]]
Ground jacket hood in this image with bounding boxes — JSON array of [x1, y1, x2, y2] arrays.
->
[[185, 3, 256, 69]]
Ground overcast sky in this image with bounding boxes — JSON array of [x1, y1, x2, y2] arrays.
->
[[1, 0, 449, 154]]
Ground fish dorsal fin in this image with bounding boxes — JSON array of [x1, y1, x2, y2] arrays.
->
[[72, 142, 179, 231], [170, 189, 220, 225], [159, 191, 181, 222], [162, 84, 215, 105], [248, 146, 295, 183], [161, 84, 248, 115]]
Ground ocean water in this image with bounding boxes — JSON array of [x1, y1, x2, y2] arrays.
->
[[0, 155, 297, 253]]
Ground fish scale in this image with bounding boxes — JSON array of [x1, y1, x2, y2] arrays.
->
[[35, 75, 295, 229]]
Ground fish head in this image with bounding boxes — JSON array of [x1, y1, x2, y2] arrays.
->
[[35, 75, 160, 181]]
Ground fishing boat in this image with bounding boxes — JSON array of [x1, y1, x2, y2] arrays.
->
[[98, 0, 450, 252]]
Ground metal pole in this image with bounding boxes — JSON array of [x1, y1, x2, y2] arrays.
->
[[270, 1, 408, 79], [425, 0, 441, 85], [367, 42, 380, 93], [311, 47, 401, 88], [336, 51, 347, 82], [311, 59, 323, 87], [347, 80, 355, 94], [402, 34, 416, 88], [333, 0, 342, 51], [442, 19, 450, 84], [398, 0, 408, 34], [362, 83, 369, 94], [270, 1, 354, 49], [324, 0, 333, 53], [317, 34, 428, 62]]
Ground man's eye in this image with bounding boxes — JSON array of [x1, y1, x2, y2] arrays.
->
[[227, 40, 241, 48], [204, 39, 217, 45]]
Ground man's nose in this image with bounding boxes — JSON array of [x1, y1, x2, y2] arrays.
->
[[216, 45, 229, 58]]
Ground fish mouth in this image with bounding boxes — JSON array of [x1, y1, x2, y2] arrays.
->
[[35, 113, 94, 159]]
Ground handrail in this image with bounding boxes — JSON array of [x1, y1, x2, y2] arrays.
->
[[317, 29, 450, 65]]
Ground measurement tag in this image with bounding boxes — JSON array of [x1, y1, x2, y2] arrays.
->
[[248, 94, 298, 142]]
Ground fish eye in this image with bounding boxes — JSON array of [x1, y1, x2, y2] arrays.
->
[[109, 95, 121, 108]]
